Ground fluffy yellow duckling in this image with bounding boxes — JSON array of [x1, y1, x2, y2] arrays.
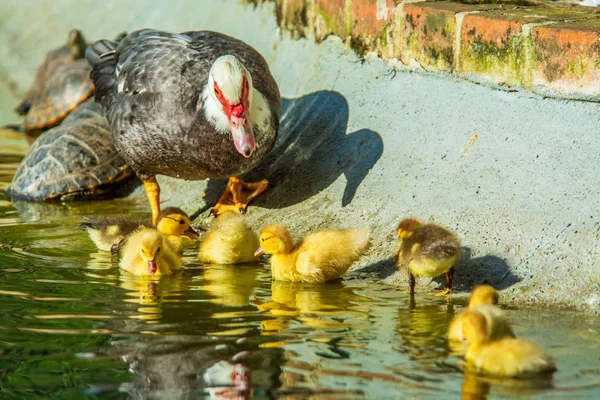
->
[[395, 218, 462, 295], [119, 228, 182, 276], [82, 207, 199, 252], [198, 211, 259, 264], [255, 224, 371, 284], [462, 311, 557, 378], [448, 285, 515, 352]]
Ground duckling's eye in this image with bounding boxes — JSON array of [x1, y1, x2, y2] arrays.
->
[[261, 238, 265, 242], [179, 219, 185, 225], [157, 247, 161, 253]]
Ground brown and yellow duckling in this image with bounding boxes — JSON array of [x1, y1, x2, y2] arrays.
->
[[395, 218, 462, 295], [81, 207, 199, 252], [462, 311, 556, 378], [448, 285, 515, 353], [119, 228, 182, 276], [198, 211, 259, 265], [255, 224, 371, 284]]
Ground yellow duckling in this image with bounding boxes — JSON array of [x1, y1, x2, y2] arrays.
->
[[198, 211, 259, 264], [119, 228, 182, 276], [395, 218, 462, 295], [82, 207, 199, 252], [462, 311, 557, 378], [255, 224, 371, 284], [448, 285, 515, 352]]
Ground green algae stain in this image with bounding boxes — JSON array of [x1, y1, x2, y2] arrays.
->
[[566, 60, 587, 80], [465, 31, 534, 88]]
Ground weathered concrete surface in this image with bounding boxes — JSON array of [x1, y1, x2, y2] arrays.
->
[[0, 0, 599, 311]]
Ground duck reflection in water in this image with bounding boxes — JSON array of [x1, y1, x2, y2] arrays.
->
[[460, 369, 554, 400], [395, 296, 454, 365], [113, 332, 286, 399], [202, 263, 261, 308], [254, 281, 370, 333]]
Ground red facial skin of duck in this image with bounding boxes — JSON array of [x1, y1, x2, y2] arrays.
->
[[214, 76, 255, 158]]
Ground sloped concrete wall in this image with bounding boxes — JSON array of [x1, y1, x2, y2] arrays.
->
[[1, 0, 598, 311]]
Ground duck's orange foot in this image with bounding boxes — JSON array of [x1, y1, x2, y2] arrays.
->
[[434, 288, 452, 296], [211, 176, 269, 216]]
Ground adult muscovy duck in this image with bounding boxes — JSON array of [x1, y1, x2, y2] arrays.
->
[[86, 29, 280, 224]]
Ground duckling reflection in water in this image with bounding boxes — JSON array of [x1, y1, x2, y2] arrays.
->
[[448, 285, 515, 354], [119, 273, 188, 307], [395, 296, 454, 363], [202, 263, 261, 307], [82, 207, 199, 253], [256, 281, 369, 332], [198, 211, 259, 265], [119, 228, 182, 276], [255, 224, 371, 283], [395, 218, 462, 295], [461, 311, 557, 378]]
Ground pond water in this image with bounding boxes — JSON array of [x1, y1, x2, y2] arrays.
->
[[0, 129, 599, 399]]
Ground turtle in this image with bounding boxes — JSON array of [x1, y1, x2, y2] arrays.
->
[[15, 29, 94, 132], [8, 99, 134, 201]]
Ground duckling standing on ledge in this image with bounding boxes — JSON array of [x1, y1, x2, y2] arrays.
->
[[462, 311, 557, 378], [198, 211, 259, 265], [81, 207, 199, 252], [119, 228, 182, 276], [395, 218, 462, 295], [254, 224, 371, 284], [448, 285, 515, 353]]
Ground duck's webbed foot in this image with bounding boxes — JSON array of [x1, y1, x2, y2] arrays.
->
[[434, 266, 455, 296], [211, 176, 269, 216]]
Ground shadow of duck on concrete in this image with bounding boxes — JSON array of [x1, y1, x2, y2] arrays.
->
[[202, 90, 384, 210], [453, 247, 522, 291], [357, 247, 521, 292]]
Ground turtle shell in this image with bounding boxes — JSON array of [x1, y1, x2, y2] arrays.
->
[[17, 30, 94, 132], [9, 99, 132, 201]]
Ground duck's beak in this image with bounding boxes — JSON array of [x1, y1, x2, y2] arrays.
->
[[229, 109, 255, 158], [147, 260, 157, 274], [183, 225, 200, 239], [254, 247, 265, 257]]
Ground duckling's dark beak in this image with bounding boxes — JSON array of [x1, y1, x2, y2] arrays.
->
[[148, 260, 157, 274], [183, 225, 200, 239], [254, 247, 265, 257]]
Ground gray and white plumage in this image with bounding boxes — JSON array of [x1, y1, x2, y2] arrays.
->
[[86, 29, 280, 181]]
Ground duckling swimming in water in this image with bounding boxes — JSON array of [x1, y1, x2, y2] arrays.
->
[[198, 211, 259, 265], [395, 218, 462, 295], [119, 228, 182, 276], [448, 285, 515, 353], [81, 207, 199, 252], [255, 224, 371, 284], [462, 311, 556, 378]]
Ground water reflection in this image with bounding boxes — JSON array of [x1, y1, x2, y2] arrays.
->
[[255, 281, 370, 334], [395, 296, 454, 363], [203, 263, 262, 308]]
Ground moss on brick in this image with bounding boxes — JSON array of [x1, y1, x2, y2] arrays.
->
[[464, 29, 534, 87]]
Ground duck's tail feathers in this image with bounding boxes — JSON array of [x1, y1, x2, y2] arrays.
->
[[85, 40, 118, 110], [347, 227, 372, 258]]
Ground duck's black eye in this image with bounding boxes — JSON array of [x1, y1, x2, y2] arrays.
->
[[261, 238, 265, 242], [157, 247, 161, 253], [179, 219, 185, 224]]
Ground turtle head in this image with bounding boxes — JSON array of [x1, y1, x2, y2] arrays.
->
[[67, 30, 87, 60]]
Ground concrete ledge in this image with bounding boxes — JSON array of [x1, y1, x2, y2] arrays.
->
[[267, 0, 600, 101]]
